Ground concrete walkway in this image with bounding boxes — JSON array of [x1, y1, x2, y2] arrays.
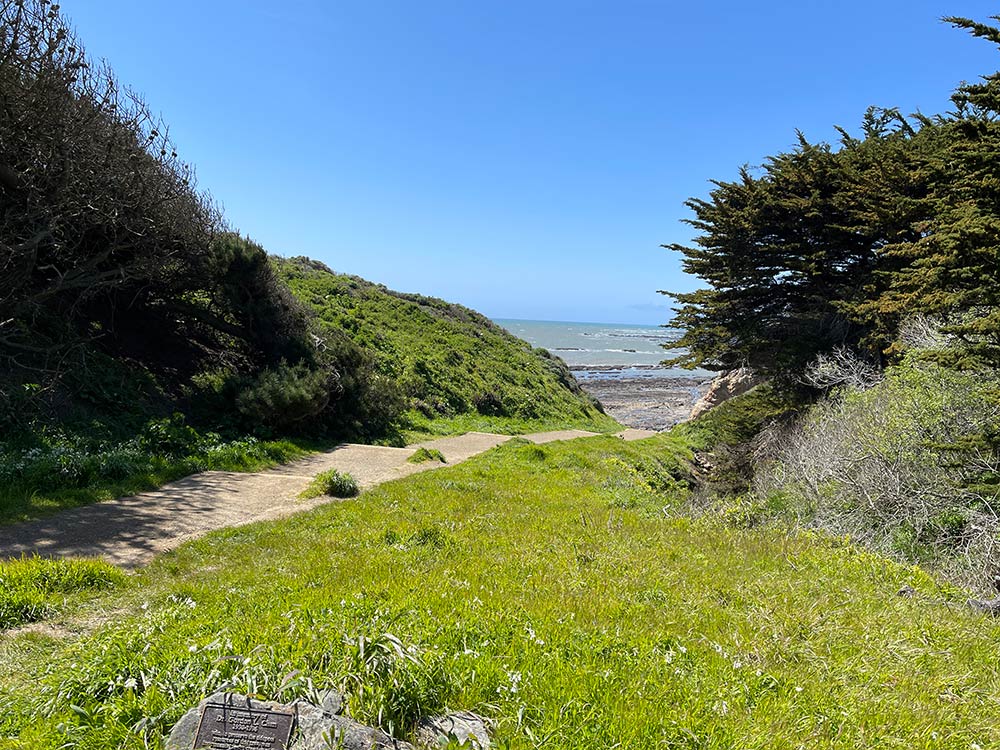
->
[[0, 429, 657, 568]]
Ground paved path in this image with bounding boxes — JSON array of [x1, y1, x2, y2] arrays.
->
[[0, 429, 657, 568]]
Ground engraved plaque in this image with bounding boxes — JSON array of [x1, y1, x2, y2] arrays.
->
[[192, 701, 295, 750]]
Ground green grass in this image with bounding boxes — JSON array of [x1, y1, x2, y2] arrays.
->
[[407, 447, 446, 464], [299, 469, 360, 499], [401, 409, 620, 442], [0, 438, 313, 526], [2, 434, 998, 748], [0, 557, 127, 630]]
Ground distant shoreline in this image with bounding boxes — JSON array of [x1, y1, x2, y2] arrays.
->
[[570, 364, 712, 381], [495, 317, 671, 330]]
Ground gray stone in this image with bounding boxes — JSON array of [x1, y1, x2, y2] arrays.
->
[[166, 690, 490, 750], [316, 689, 344, 716], [968, 596, 1000, 615], [413, 711, 492, 750], [165, 699, 205, 750], [294, 701, 413, 750]]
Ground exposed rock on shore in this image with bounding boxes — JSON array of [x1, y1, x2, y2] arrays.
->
[[573, 370, 710, 430]]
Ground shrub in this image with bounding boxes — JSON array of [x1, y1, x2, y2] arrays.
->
[[300, 469, 359, 499], [472, 390, 507, 417], [754, 357, 1000, 589], [407, 447, 446, 464], [236, 362, 334, 433], [136, 413, 215, 458]]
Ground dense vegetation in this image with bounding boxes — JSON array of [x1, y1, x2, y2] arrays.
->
[[0, 1, 610, 522], [6, 434, 1000, 749], [663, 15, 1000, 590], [0, 1, 353, 438]]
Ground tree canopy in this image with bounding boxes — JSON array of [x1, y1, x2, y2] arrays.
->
[[665, 15, 1000, 375]]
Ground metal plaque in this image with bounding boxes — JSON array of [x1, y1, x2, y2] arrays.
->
[[192, 701, 295, 750]]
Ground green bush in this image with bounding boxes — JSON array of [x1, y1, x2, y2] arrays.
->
[[235, 362, 333, 432], [407, 447, 446, 464], [137, 413, 215, 458], [300, 469, 359, 499], [472, 390, 507, 417]]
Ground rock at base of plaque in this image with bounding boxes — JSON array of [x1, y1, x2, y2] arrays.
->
[[294, 701, 413, 750], [413, 711, 492, 749]]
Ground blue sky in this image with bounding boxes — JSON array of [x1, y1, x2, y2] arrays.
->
[[67, 1, 1000, 324]]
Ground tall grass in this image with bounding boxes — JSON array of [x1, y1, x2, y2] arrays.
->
[[0, 418, 313, 524], [0, 557, 127, 630]]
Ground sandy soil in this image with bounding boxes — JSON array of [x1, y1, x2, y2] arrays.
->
[[0, 429, 651, 569]]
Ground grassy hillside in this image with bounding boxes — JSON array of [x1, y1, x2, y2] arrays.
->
[[0, 251, 616, 526], [276, 257, 618, 436], [3, 433, 997, 749], [0, 257, 616, 526]]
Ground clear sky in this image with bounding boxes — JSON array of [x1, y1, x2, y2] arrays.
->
[[65, 0, 1000, 325]]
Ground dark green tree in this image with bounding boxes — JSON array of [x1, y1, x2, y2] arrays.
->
[[663, 112, 927, 376], [864, 16, 1000, 368]]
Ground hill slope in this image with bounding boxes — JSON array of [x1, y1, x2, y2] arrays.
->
[[276, 257, 617, 435]]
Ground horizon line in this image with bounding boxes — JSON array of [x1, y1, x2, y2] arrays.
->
[[492, 316, 676, 328]]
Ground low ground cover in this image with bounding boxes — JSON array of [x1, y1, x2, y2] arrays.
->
[[2, 434, 997, 749], [0, 416, 313, 525], [0, 557, 127, 630]]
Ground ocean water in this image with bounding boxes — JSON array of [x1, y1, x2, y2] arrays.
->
[[494, 319, 709, 379]]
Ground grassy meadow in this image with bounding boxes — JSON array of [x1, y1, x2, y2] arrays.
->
[[2, 434, 997, 749]]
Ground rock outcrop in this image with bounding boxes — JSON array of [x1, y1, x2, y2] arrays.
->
[[165, 690, 492, 750], [689, 367, 759, 419]]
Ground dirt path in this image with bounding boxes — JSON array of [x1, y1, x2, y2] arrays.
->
[[0, 429, 656, 569]]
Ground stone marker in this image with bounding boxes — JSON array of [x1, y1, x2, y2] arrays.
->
[[167, 691, 414, 750], [193, 697, 294, 750], [167, 693, 295, 750]]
